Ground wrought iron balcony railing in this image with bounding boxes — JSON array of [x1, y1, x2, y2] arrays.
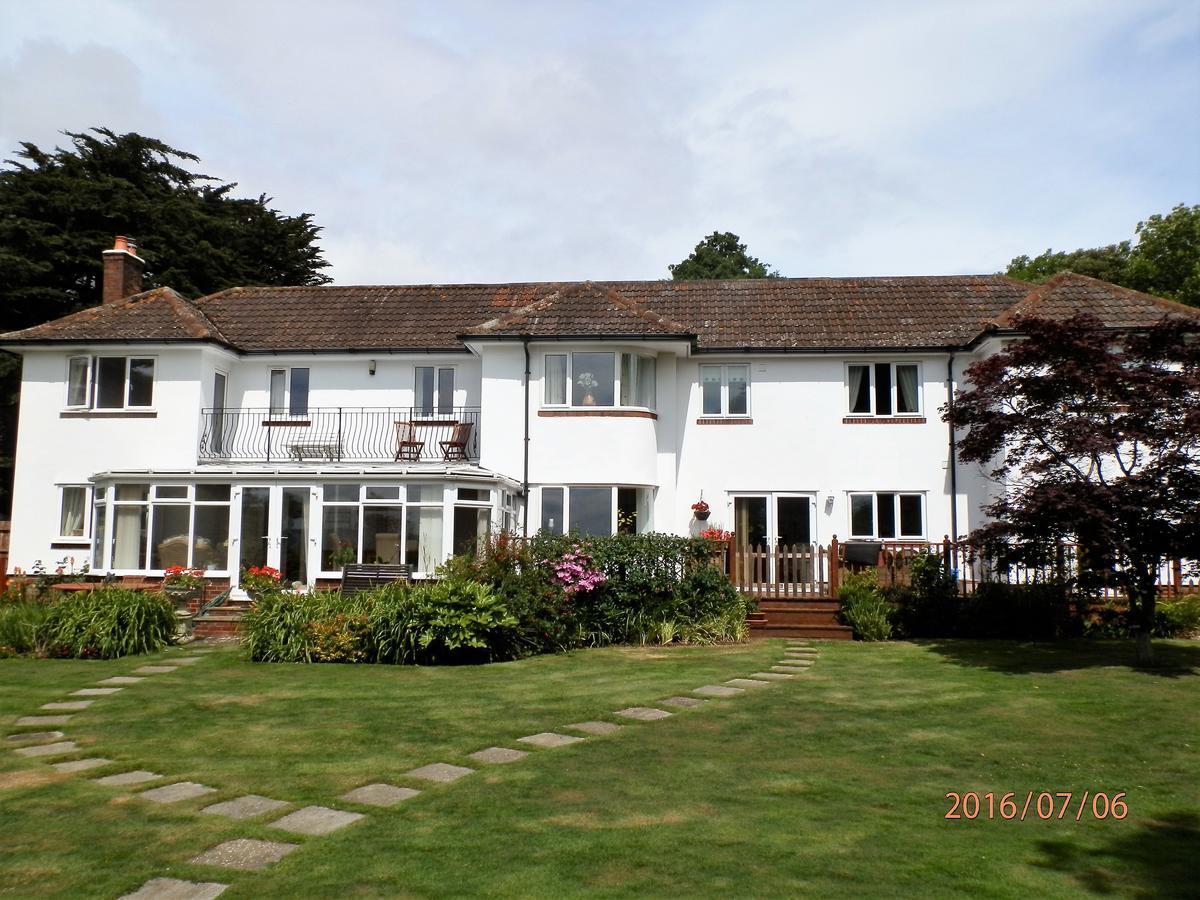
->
[[198, 407, 481, 464]]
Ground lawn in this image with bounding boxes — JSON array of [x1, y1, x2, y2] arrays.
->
[[1, 638, 1197, 898]]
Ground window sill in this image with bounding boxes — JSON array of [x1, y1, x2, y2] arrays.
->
[[538, 409, 658, 420], [696, 417, 753, 425], [60, 410, 158, 419], [51, 539, 91, 549], [842, 416, 926, 424]]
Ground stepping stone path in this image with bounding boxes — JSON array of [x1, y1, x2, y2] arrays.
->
[[119, 877, 228, 900], [340, 784, 420, 807], [660, 696, 706, 708], [614, 707, 672, 721], [14, 740, 77, 758], [171, 657, 203, 664], [6, 730, 65, 744], [133, 666, 180, 675], [202, 795, 291, 820], [191, 838, 297, 871], [469, 747, 529, 764], [726, 678, 772, 689], [773, 665, 811, 674], [94, 770, 162, 787], [750, 672, 792, 681], [53, 757, 112, 773], [40, 700, 93, 711], [99, 676, 145, 685], [565, 721, 621, 735], [72, 687, 123, 696], [693, 684, 743, 698], [138, 782, 218, 804], [518, 732, 586, 749], [15, 715, 73, 727], [270, 805, 364, 836], [404, 762, 475, 783]]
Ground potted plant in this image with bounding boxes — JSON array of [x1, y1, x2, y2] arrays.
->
[[240, 565, 282, 601], [162, 566, 205, 606], [691, 499, 711, 521], [328, 542, 357, 570], [576, 372, 598, 406]]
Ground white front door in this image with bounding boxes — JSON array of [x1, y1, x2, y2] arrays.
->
[[235, 485, 314, 586], [731, 492, 817, 583]]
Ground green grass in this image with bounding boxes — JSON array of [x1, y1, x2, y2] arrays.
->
[[2, 639, 1197, 898]]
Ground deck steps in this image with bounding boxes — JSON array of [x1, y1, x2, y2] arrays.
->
[[745, 595, 853, 640]]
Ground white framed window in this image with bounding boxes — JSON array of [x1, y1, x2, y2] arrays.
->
[[538, 485, 654, 536], [65, 355, 155, 409], [699, 364, 750, 416], [848, 492, 925, 539], [846, 362, 921, 416], [415, 366, 455, 416], [58, 485, 90, 539], [99, 483, 232, 572], [542, 352, 657, 410], [269, 367, 310, 417]]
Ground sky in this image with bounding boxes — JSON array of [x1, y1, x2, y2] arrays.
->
[[1, 0, 1197, 285]]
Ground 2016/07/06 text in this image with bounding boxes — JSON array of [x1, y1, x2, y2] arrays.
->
[[945, 791, 1128, 821]]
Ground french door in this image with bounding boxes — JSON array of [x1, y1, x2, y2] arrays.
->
[[236, 486, 312, 586], [732, 493, 816, 584]]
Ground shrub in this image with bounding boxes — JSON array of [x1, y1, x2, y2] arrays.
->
[[838, 570, 892, 641], [958, 582, 1080, 640], [413, 577, 520, 664], [0, 600, 53, 656], [306, 614, 372, 663], [1157, 595, 1200, 638], [890, 550, 960, 638], [39, 589, 176, 658]]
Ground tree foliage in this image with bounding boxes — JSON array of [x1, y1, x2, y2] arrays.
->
[[947, 314, 1200, 665], [669, 231, 780, 280], [1006, 203, 1200, 307], [0, 127, 331, 332]]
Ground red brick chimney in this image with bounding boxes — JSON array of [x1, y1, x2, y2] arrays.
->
[[101, 235, 145, 305]]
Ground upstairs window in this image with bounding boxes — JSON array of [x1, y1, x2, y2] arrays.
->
[[66, 356, 155, 409], [543, 352, 656, 409], [270, 368, 309, 417], [415, 366, 455, 416], [849, 492, 925, 539], [847, 363, 920, 416], [700, 365, 749, 416]]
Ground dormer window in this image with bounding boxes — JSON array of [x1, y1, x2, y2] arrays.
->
[[66, 355, 155, 410]]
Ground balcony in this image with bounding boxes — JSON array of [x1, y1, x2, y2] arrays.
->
[[198, 407, 481, 465]]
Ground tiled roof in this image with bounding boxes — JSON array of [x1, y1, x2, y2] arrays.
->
[[0, 287, 229, 345], [2, 274, 1194, 353]]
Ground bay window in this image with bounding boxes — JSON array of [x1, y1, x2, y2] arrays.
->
[[66, 355, 155, 409], [538, 485, 654, 536], [848, 492, 925, 539], [96, 483, 232, 572], [543, 351, 657, 409], [700, 365, 749, 416], [847, 363, 921, 416]]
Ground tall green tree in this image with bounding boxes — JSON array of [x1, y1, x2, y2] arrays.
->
[[0, 127, 331, 331], [1005, 203, 1199, 307], [669, 231, 780, 280]]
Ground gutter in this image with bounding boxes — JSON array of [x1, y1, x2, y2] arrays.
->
[[946, 353, 960, 543], [522, 337, 531, 537]]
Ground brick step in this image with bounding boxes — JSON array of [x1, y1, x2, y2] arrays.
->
[[750, 622, 853, 640], [755, 598, 839, 609], [755, 610, 842, 626], [192, 616, 243, 639]]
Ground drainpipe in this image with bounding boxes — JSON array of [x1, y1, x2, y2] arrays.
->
[[522, 337, 531, 537], [946, 352, 960, 543]]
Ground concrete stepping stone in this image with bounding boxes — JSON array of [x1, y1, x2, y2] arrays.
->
[[190, 838, 297, 871], [72, 687, 123, 696], [41, 700, 94, 711], [53, 757, 112, 773], [772, 665, 811, 674], [614, 707, 672, 721], [15, 715, 73, 726], [749, 672, 792, 680], [726, 678, 772, 689], [517, 732, 586, 749], [94, 770, 162, 787], [133, 666, 180, 675], [202, 794, 291, 820], [99, 676, 145, 685], [138, 781, 218, 804], [269, 805, 365, 836], [13, 740, 77, 758], [404, 762, 475, 783], [564, 721, 621, 735], [785, 649, 818, 655], [340, 784, 421, 807], [171, 657, 203, 664], [468, 746, 529, 764], [661, 696, 707, 708], [6, 730, 65, 745], [119, 877, 228, 900], [693, 685, 743, 698]]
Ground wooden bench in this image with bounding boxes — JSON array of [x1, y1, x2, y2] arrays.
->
[[341, 563, 412, 596]]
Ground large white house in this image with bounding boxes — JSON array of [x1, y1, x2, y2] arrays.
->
[[2, 238, 1193, 590]]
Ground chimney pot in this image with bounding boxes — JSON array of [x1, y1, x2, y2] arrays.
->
[[101, 236, 145, 305]]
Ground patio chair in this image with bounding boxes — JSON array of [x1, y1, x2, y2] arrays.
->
[[394, 420, 425, 461], [440, 421, 473, 461]]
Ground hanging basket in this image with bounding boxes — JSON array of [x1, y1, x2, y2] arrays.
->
[[693, 509, 711, 521]]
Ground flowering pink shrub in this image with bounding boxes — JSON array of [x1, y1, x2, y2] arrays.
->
[[551, 545, 607, 596]]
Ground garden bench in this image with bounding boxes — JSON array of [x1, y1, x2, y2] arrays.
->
[[288, 435, 341, 461], [341, 563, 412, 596]]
